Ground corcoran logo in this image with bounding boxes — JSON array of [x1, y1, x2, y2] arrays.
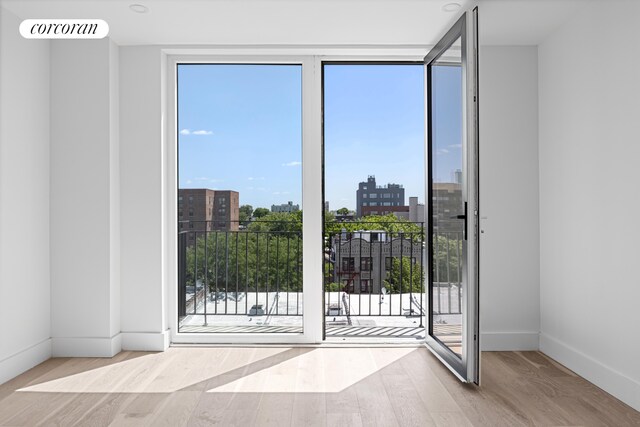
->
[[19, 19, 109, 39]]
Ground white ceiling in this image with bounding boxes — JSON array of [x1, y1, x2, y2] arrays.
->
[[1, 0, 586, 47]]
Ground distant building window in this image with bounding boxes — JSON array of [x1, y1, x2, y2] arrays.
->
[[189, 223, 194, 229], [363, 194, 367, 198], [179, 196, 183, 201], [369, 193, 377, 198], [383, 202, 391, 206], [385, 257, 393, 270], [179, 211, 183, 217], [363, 186, 367, 190], [383, 193, 390, 198], [360, 257, 372, 271], [370, 202, 377, 206], [360, 280, 369, 293], [342, 257, 355, 271], [188, 196, 194, 203]]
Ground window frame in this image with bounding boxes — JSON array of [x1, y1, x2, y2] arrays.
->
[[164, 50, 428, 345]]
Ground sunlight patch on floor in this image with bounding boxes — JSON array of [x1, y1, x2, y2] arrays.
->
[[17, 347, 291, 394], [206, 347, 417, 393]]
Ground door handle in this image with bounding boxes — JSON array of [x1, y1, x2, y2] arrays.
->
[[449, 202, 467, 240]]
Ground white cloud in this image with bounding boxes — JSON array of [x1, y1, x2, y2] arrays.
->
[[437, 148, 449, 155], [448, 143, 462, 148], [248, 177, 265, 181], [180, 129, 213, 136], [282, 161, 302, 167]]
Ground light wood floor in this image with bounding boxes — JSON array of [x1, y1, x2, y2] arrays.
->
[[0, 347, 638, 426]]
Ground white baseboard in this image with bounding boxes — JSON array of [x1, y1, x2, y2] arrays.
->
[[121, 330, 170, 351], [0, 339, 52, 385], [540, 332, 640, 412], [51, 334, 122, 357], [481, 331, 539, 351]]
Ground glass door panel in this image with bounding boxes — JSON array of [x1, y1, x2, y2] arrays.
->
[[430, 40, 464, 357], [425, 8, 479, 383]]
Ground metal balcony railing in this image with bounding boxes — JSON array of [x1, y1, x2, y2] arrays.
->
[[178, 220, 302, 320], [177, 219, 463, 326]]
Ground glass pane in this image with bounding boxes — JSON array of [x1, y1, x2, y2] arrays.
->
[[323, 64, 426, 341], [177, 64, 303, 334], [430, 39, 463, 356]]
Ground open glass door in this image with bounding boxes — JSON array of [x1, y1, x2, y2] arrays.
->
[[424, 8, 479, 383]]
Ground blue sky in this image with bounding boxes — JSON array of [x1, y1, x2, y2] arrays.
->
[[324, 64, 425, 210], [178, 63, 461, 211], [431, 65, 463, 186], [178, 64, 302, 209]]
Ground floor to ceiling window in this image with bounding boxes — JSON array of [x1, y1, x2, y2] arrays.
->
[[322, 63, 430, 341], [176, 64, 304, 334]]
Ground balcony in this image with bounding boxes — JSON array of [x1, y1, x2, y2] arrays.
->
[[178, 220, 462, 343]]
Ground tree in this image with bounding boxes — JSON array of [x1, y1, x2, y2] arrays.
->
[[239, 204, 253, 223], [324, 213, 424, 246], [185, 224, 302, 294], [336, 207, 350, 215], [253, 207, 270, 218], [383, 256, 424, 294], [432, 234, 462, 284], [248, 211, 301, 233]]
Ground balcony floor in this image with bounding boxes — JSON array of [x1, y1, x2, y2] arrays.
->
[[1, 348, 637, 426]]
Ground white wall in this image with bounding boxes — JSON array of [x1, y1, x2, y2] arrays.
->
[[479, 46, 540, 350], [0, 7, 52, 383], [539, 1, 640, 411], [50, 38, 121, 357], [119, 47, 169, 351]]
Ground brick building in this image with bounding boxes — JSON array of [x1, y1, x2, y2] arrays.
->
[[178, 188, 239, 244]]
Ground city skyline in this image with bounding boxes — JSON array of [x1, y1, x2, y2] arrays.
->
[[178, 64, 462, 211]]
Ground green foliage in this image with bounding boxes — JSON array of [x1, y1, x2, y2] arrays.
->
[[184, 224, 302, 293], [324, 213, 424, 248], [239, 204, 253, 224], [325, 282, 342, 292], [182, 211, 461, 297], [336, 207, 350, 215], [253, 207, 270, 218], [383, 256, 424, 294], [249, 211, 302, 233], [432, 234, 462, 284]]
